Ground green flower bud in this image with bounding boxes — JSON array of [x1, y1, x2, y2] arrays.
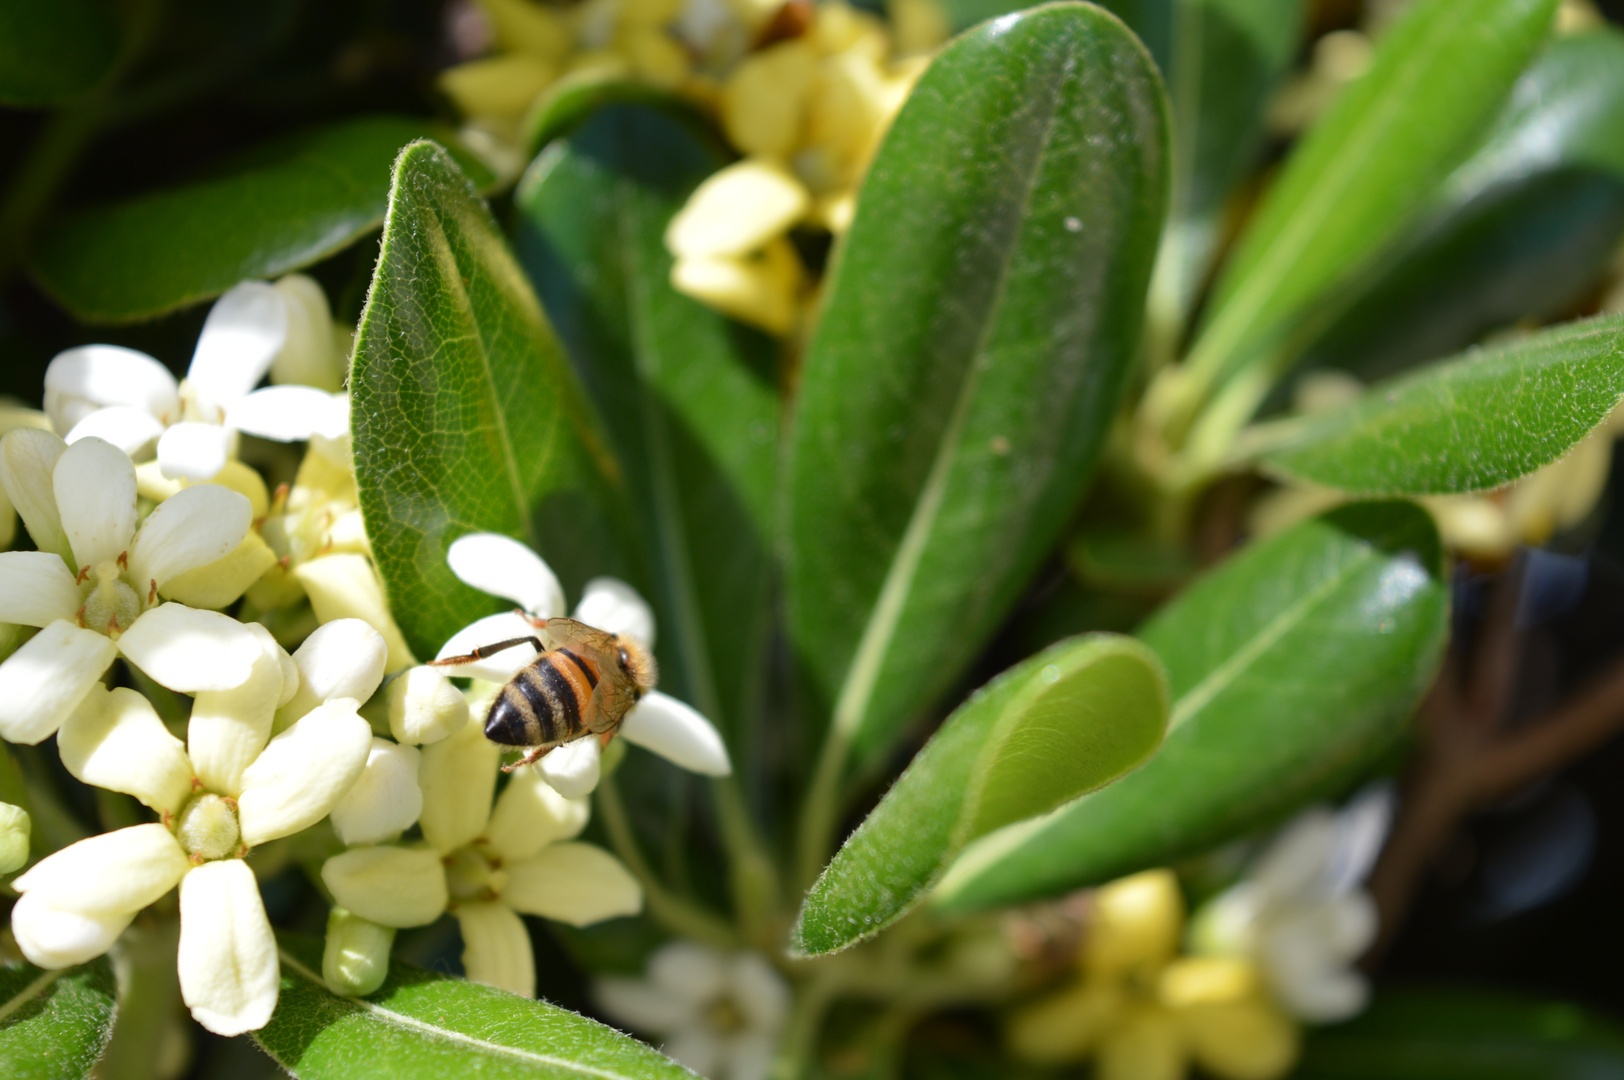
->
[[0, 803, 30, 875], [323, 907, 395, 998]]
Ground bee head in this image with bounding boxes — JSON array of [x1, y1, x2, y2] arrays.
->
[[615, 636, 657, 698]]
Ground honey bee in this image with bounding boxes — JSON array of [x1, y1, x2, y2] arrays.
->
[[432, 616, 657, 772]]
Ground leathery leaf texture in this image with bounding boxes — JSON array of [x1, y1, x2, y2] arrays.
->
[[785, 1, 1168, 768], [352, 140, 626, 658], [792, 634, 1168, 956], [1263, 313, 1624, 495], [0, 957, 116, 1080], [935, 502, 1448, 911], [255, 936, 696, 1079]]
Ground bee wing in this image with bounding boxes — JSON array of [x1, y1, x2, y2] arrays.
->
[[583, 674, 641, 735], [540, 617, 620, 656]]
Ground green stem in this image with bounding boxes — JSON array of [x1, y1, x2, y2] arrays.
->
[[595, 773, 736, 949], [711, 776, 781, 951], [771, 966, 842, 1080]]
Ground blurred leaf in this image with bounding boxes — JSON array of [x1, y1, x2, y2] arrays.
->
[[521, 76, 701, 159], [1186, 0, 1557, 400], [1298, 28, 1624, 383], [1295, 987, 1624, 1079], [0, 958, 116, 1080], [1260, 314, 1624, 495], [513, 104, 777, 739], [352, 140, 625, 659], [28, 117, 496, 323], [0, 0, 118, 107], [934, 502, 1447, 911], [785, 2, 1168, 768], [792, 635, 1168, 956], [256, 936, 694, 1079]]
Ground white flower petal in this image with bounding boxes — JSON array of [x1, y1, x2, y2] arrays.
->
[[63, 406, 166, 456], [188, 624, 290, 797], [454, 902, 535, 998], [1326, 786, 1396, 895], [501, 841, 641, 927], [43, 345, 178, 432], [292, 554, 416, 672], [387, 666, 470, 746], [648, 941, 728, 1002], [228, 386, 349, 443], [269, 274, 345, 392], [725, 1033, 778, 1080], [483, 768, 588, 862], [14, 823, 188, 913], [595, 977, 695, 1035], [1252, 808, 1340, 903], [619, 692, 731, 776], [536, 738, 601, 798], [276, 617, 388, 728], [729, 952, 790, 1033], [435, 612, 541, 682], [0, 428, 69, 561], [447, 534, 565, 617], [187, 281, 287, 413], [118, 604, 260, 693], [127, 483, 252, 590], [177, 859, 280, 1035], [0, 551, 80, 626], [237, 699, 373, 847], [572, 577, 655, 649], [663, 1029, 722, 1078], [418, 719, 499, 854], [156, 422, 231, 482], [53, 436, 137, 570], [58, 685, 194, 816], [11, 892, 134, 969], [0, 621, 118, 744], [1263, 944, 1369, 1023], [330, 739, 424, 846], [321, 846, 448, 928]]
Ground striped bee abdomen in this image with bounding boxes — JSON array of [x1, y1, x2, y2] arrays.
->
[[484, 649, 599, 748]]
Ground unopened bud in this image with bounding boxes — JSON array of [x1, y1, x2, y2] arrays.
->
[[0, 803, 30, 874], [387, 667, 470, 746], [322, 907, 395, 997]]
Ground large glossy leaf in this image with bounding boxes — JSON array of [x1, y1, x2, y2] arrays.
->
[[513, 105, 776, 740], [0, 0, 119, 107], [792, 635, 1168, 956], [1182, 0, 1557, 413], [1261, 314, 1624, 495], [28, 117, 496, 323], [352, 140, 626, 658], [256, 936, 695, 1079], [1297, 29, 1624, 383], [1296, 988, 1624, 1079], [784, 2, 1168, 768], [934, 501, 1448, 911], [0, 958, 116, 1080]]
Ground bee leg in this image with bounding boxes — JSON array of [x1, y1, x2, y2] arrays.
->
[[501, 744, 554, 773], [430, 636, 544, 667]]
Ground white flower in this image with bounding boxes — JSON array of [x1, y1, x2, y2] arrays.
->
[[321, 726, 640, 997], [596, 941, 790, 1080], [0, 432, 263, 744], [433, 532, 731, 796], [12, 619, 385, 1034], [43, 278, 349, 481], [1190, 788, 1394, 1023]]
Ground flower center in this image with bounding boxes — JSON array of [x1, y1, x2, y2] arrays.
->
[[704, 997, 747, 1034], [445, 848, 507, 902], [78, 558, 143, 638], [175, 793, 241, 862]]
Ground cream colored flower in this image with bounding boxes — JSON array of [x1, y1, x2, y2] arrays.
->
[[596, 941, 790, 1080], [321, 732, 640, 997], [433, 532, 730, 797], [12, 619, 384, 1034], [0, 433, 263, 744]]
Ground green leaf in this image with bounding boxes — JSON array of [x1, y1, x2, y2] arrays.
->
[[256, 936, 695, 1079], [28, 117, 497, 323], [0, 0, 119, 107], [513, 105, 777, 739], [1298, 28, 1624, 383], [1295, 987, 1624, 1079], [0, 958, 116, 1080], [520, 76, 699, 160], [933, 501, 1447, 911], [1260, 314, 1624, 495], [784, 1, 1168, 768], [792, 634, 1168, 956], [352, 140, 626, 659], [1184, 0, 1557, 403]]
